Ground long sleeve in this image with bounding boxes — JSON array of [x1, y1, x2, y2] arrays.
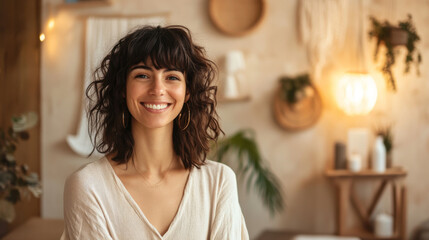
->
[[60, 171, 113, 240], [209, 166, 249, 240]]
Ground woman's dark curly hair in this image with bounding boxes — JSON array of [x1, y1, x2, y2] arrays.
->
[[86, 25, 222, 169]]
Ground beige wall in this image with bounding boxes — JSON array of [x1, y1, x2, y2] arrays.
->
[[41, 0, 429, 238]]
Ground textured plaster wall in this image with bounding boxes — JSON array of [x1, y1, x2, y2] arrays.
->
[[41, 0, 429, 238]]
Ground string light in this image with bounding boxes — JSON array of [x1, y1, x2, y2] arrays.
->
[[39, 33, 46, 42]]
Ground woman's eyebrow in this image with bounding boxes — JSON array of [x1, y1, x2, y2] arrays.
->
[[129, 65, 183, 74], [165, 68, 182, 73], [130, 65, 152, 71]]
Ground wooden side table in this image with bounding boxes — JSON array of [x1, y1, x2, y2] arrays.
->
[[325, 168, 407, 240], [2, 217, 64, 240]]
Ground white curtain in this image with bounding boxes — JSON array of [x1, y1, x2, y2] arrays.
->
[[67, 16, 166, 157]]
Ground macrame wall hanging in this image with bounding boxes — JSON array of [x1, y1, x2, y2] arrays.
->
[[298, 0, 349, 82]]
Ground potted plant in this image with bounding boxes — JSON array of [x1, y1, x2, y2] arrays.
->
[[279, 74, 313, 104], [274, 73, 322, 131], [374, 124, 394, 168], [369, 14, 422, 91], [0, 112, 42, 235], [211, 129, 283, 216]]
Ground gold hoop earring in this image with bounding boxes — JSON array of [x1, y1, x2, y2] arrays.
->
[[178, 103, 190, 131], [122, 112, 128, 128]]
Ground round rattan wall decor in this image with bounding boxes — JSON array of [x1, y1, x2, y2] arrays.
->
[[273, 85, 322, 131], [209, 0, 266, 37]]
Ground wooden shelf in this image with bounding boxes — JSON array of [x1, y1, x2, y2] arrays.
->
[[218, 95, 251, 103], [325, 168, 407, 179], [58, 0, 112, 9]]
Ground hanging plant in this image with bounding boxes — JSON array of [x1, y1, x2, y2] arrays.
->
[[369, 14, 422, 91]]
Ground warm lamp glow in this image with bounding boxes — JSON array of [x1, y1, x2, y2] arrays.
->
[[336, 72, 377, 115], [48, 19, 55, 29], [39, 33, 46, 42]]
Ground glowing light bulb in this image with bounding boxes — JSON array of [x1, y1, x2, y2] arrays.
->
[[39, 33, 46, 42]]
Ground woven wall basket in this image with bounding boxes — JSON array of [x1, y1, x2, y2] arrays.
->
[[273, 85, 322, 131], [209, 0, 266, 37]]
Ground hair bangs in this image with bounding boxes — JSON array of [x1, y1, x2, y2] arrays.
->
[[127, 27, 190, 74]]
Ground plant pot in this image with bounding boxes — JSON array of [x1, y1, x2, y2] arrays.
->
[[0, 219, 8, 238], [386, 152, 393, 168], [387, 27, 408, 46]]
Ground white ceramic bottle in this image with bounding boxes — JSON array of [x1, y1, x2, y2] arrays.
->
[[372, 136, 386, 172]]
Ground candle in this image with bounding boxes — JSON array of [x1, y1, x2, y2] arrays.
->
[[347, 128, 369, 169], [334, 142, 347, 169], [348, 153, 362, 172], [375, 213, 393, 237]]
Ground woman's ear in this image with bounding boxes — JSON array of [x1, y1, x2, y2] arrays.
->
[[185, 92, 190, 102]]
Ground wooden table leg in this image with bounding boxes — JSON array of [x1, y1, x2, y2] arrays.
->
[[336, 179, 351, 235], [400, 186, 407, 240]]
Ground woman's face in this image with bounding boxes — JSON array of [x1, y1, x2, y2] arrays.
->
[[126, 59, 188, 130]]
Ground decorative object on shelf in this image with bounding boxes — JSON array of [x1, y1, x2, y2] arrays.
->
[[219, 50, 250, 102], [335, 72, 378, 115], [211, 129, 283, 216], [209, 0, 266, 37], [347, 128, 369, 169], [0, 112, 42, 224], [374, 124, 394, 168], [348, 153, 362, 172], [67, 15, 166, 157], [369, 14, 422, 91], [375, 213, 394, 237], [334, 142, 347, 170], [298, 0, 349, 82], [273, 74, 322, 131], [372, 136, 386, 173]]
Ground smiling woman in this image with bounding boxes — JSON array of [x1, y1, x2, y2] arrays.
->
[[126, 60, 188, 130], [60, 25, 249, 240]]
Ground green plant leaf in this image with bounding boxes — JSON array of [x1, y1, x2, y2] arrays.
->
[[6, 188, 20, 204], [212, 129, 284, 216]]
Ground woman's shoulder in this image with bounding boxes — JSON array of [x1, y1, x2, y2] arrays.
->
[[197, 160, 237, 182], [65, 157, 109, 191]]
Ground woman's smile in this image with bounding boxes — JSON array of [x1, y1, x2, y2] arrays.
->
[[141, 102, 171, 112]]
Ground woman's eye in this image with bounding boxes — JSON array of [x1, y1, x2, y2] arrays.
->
[[167, 76, 180, 81], [136, 74, 149, 79]]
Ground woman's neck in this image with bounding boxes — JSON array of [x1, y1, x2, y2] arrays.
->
[[131, 121, 177, 174]]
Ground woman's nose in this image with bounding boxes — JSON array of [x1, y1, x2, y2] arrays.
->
[[149, 77, 165, 96]]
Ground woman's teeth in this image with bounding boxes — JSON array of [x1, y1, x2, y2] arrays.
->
[[144, 103, 168, 110]]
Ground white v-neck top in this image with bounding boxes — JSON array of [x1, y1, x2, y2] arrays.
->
[[60, 157, 249, 240]]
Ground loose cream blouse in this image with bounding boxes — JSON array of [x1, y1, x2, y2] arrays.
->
[[60, 157, 249, 240]]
